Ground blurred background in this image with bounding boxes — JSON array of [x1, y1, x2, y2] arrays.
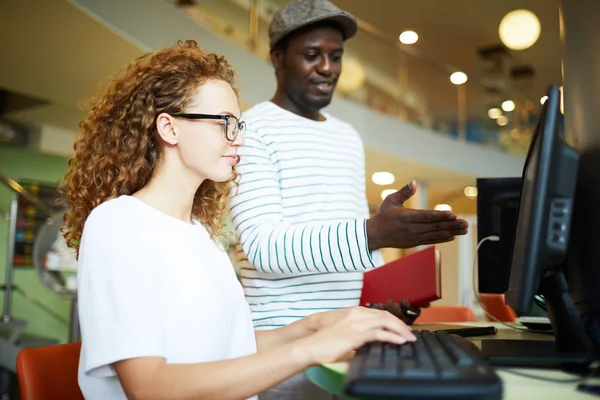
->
[[0, 0, 561, 380]]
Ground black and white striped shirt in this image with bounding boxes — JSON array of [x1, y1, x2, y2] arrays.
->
[[230, 101, 384, 329]]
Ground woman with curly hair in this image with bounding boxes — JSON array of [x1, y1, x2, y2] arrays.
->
[[63, 40, 415, 400]]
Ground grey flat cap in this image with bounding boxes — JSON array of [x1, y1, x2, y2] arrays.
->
[[269, 0, 358, 48]]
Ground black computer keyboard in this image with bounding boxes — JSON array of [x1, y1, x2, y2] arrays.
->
[[344, 330, 502, 400]]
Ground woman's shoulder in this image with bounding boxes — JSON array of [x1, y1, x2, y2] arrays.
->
[[84, 196, 142, 233]]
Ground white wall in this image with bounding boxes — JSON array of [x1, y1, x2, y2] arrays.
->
[[70, 0, 524, 179], [432, 215, 477, 309]]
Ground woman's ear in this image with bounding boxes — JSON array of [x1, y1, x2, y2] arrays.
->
[[156, 113, 178, 145]]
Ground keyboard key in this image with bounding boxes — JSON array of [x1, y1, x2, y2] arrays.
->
[[437, 331, 474, 366]]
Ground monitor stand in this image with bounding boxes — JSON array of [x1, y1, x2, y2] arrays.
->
[[482, 269, 595, 369]]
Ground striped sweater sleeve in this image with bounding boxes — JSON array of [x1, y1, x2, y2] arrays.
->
[[230, 131, 378, 274]]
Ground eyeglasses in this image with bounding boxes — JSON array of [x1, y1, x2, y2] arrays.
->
[[170, 113, 246, 142]]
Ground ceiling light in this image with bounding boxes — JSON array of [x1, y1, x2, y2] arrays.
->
[[501, 100, 516, 112], [499, 9, 541, 50], [434, 204, 452, 211], [381, 189, 397, 200], [399, 30, 418, 44], [450, 72, 468, 85], [464, 186, 478, 198], [372, 171, 395, 185], [488, 108, 502, 119], [497, 116, 508, 126], [540, 95, 548, 104]]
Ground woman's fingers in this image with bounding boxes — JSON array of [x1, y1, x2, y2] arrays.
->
[[378, 312, 416, 340], [348, 308, 416, 342], [367, 330, 409, 345]]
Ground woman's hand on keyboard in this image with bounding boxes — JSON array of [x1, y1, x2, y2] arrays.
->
[[298, 306, 417, 365]]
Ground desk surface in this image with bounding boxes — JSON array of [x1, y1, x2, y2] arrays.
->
[[305, 322, 600, 400]]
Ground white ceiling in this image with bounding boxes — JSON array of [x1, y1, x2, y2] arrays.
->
[[0, 0, 534, 215]]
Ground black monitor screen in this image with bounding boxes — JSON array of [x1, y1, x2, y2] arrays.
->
[[506, 86, 579, 313], [476, 177, 521, 294]]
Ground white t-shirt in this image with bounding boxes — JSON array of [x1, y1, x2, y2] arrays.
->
[[77, 195, 257, 399]]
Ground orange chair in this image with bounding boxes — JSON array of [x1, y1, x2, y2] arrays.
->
[[479, 293, 517, 322], [417, 306, 476, 323], [16, 342, 84, 400]]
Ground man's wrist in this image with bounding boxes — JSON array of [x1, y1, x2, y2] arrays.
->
[[366, 217, 382, 251]]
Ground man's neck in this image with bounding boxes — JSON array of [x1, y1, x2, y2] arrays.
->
[[271, 91, 324, 121]]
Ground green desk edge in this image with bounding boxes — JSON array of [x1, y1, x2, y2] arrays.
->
[[305, 364, 386, 400]]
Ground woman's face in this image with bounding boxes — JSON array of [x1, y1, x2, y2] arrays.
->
[[170, 79, 245, 182]]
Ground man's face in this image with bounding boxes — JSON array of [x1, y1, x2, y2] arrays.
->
[[274, 26, 344, 111]]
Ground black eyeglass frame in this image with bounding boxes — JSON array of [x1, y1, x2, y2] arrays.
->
[[170, 113, 245, 142]]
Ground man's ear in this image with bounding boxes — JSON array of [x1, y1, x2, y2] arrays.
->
[[270, 48, 284, 71], [155, 113, 178, 145]]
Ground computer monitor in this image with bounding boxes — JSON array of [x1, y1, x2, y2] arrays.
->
[[476, 177, 521, 294], [482, 86, 597, 367], [506, 86, 579, 312]]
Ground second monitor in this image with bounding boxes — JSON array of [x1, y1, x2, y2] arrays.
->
[[476, 177, 521, 294]]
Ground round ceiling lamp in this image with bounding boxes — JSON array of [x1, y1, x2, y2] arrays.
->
[[464, 186, 478, 198], [499, 9, 541, 50], [372, 171, 395, 185], [497, 116, 508, 126], [450, 72, 468, 85], [488, 108, 502, 119], [338, 56, 366, 93], [502, 100, 516, 112], [399, 30, 419, 44]]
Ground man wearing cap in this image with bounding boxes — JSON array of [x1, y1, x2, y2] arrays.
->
[[230, 1, 468, 398]]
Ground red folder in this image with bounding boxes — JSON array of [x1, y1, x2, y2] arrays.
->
[[359, 246, 441, 307]]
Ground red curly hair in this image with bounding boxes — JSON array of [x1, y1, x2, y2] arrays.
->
[[62, 40, 239, 257]]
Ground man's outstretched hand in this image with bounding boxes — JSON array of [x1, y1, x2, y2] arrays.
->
[[366, 180, 469, 250]]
